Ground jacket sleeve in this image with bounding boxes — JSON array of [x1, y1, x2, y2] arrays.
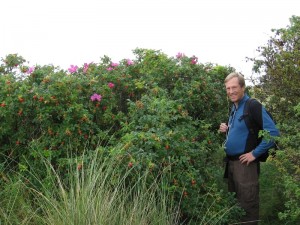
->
[[251, 101, 280, 158]]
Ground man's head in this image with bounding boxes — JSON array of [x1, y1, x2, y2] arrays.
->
[[224, 72, 246, 105]]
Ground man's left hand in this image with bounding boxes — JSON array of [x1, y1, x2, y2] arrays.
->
[[239, 152, 256, 165]]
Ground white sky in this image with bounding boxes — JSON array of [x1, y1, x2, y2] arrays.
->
[[1, 0, 299, 79]]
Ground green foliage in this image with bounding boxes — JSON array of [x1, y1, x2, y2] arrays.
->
[[272, 118, 300, 223], [0, 54, 26, 74], [248, 15, 300, 121], [0, 177, 42, 224], [248, 15, 300, 224], [0, 50, 240, 224], [115, 90, 241, 223], [259, 162, 285, 224], [1, 151, 180, 225]]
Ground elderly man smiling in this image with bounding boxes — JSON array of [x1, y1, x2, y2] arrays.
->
[[219, 72, 279, 224]]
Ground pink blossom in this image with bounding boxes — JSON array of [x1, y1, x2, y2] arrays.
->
[[68, 65, 78, 73], [83, 63, 89, 73], [190, 56, 198, 65], [106, 67, 113, 71], [108, 82, 115, 89], [27, 66, 35, 74], [176, 52, 184, 59], [127, 59, 134, 65], [90, 93, 102, 102], [111, 62, 119, 67]]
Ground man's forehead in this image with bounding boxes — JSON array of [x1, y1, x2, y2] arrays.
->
[[225, 77, 239, 86]]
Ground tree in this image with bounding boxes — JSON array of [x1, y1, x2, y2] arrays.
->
[[248, 15, 300, 120], [248, 16, 300, 224]]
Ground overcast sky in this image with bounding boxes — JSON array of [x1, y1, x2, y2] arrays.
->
[[1, 0, 299, 79]]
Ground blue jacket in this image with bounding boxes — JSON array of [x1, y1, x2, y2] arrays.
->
[[225, 94, 280, 158]]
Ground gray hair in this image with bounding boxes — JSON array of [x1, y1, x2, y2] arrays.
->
[[224, 72, 246, 88]]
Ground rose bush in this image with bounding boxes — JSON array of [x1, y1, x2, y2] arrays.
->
[[0, 50, 241, 223]]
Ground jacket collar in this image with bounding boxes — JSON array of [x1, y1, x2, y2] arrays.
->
[[234, 94, 249, 109]]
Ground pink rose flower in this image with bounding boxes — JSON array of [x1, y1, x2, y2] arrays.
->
[[68, 65, 78, 73], [108, 82, 115, 89], [90, 93, 102, 102]]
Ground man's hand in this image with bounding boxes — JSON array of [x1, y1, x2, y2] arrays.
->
[[219, 123, 228, 133], [239, 152, 256, 165]]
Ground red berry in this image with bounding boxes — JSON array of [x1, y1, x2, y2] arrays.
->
[[128, 162, 133, 168]]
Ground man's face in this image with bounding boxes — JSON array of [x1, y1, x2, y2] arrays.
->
[[225, 77, 245, 104]]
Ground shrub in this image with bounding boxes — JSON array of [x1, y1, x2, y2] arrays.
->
[[0, 50, 240, 223]]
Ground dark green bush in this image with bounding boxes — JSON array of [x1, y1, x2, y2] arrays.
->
[[0, 50, 241, 224]]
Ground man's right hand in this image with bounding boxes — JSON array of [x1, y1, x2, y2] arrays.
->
[[219, 123, 228, 133]]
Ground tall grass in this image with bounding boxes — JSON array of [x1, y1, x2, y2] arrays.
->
[[0, 178, 41, 225], [0, 149, 180, 225], [1, 147, 238, 225]]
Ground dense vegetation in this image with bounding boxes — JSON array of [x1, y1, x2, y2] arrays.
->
[[0, 16, 299, 224], [247, 15, 300, 223]]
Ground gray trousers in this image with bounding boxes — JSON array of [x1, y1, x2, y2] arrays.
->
[[228, 160, 259, 225]]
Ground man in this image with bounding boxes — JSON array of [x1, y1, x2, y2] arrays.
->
[[219, 72, 279, 224]]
